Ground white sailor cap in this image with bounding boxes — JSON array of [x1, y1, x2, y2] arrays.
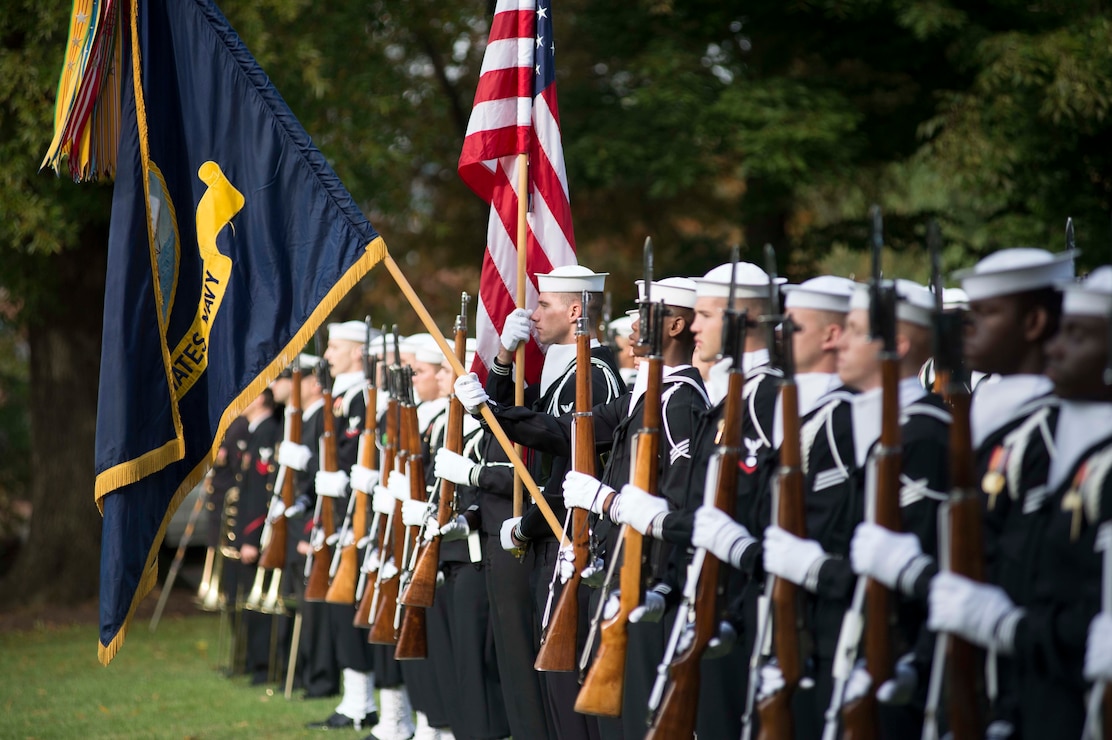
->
[[608, 315, 635, 339], [782, 276, 857, 313], [439, 338, 477, 366], [280, 353, 320, 375], [942, 287, 969, 311], [368, 334, 398, 358], [535, 265, 608, 293], [1062, 266, 1112, 317], [849, 279, 935, 328], [328, 319, 369, 344], [693, 262, 786, 299], [635, 277, 698, 308], [953, 248, 1076, 301], [407, 334, 445, 365]]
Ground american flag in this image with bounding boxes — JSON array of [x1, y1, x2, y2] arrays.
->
[[458, 0, 576, 384]]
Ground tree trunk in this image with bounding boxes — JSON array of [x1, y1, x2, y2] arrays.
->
[[0, 227, 107, 607]]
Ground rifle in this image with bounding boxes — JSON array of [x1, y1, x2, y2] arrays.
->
[[535, 288, 597, 672], [750, 243, 806, 739], [576, 238, 662, 715], [245, 360, 304, 615], [304, 354, 338, 602], [839, 206, 901, 740], [355, 327, 389, 628], [326, 319, 378, 605], [394, 367, 429, 659], [402, 294, 469, 609], [927, 221, 986, 739], [647, 247, 748, 739], [368, 345, 404, 644], [260, 360, 301, 571]]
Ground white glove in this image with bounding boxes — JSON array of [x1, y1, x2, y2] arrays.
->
[[500, 307, 532, 352], [314, 470, 349, 498], [557, 544, 576, 583], [350, 464, 380, 493], [850, 522, 927, 593], [387, 471, 410, 501], [379, 557, 399, 581], [692, 506, 756, 569], [500, 516, 525, 551], [986, 720, 1016, 739], [763, 526, 829, 592], [439, 515, 471, 542], [266, 497, 286, 522], [435, 448, 478, 486], [402, 497, 434, 528], [706, 621, 737, 659], [630, 589, 666, 623], [601, 590, 621, 620], [277, 441, 312, 472], [876, 653, 918, 705], [843, 659, 873, 705], [677, 620, 737, 658], [1085, 612, 1112, 681], [362, 547, 381, 573], [580, 557, 605, 588], [422, 516, 440, 541], [562, 471, 612, 515], [372, 486, 395, 515], [454, 372, 489, 414], [928, 571, 1024, 654], [609, 484, 669, 536], [756, 662, 786, 703]]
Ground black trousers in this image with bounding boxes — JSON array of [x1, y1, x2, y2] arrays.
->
[[484, 534, 553, 739]]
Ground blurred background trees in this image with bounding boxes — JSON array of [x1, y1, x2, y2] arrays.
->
[[2, 0, 1110, 603]]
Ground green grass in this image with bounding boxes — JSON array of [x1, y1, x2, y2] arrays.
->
[[0, 613, 341, 739]]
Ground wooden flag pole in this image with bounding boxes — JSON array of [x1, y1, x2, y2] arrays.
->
[[513, 152, 528, 518], [382, 252, 563, 540]]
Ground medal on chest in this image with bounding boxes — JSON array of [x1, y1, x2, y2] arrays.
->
[[982, 444, 1009, 510], [1061, 460, 1089, 542]]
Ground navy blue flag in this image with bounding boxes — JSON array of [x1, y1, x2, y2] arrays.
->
[[94, 0, 384, 663]]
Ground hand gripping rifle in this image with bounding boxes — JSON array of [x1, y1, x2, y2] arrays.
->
[[747, 243, 807, 740], [244, 359, 303, 615], [576, 238, 662, 715], [355, 327, 390, 628], [402, 293, 470, 608], [535, 288, 598, 672], [647, 246, 748, 739], [304, 352, 338, 602], [369, 331, 404, 644], [837, 206, 902, 740], [921, 220, 986, 740], [326, 318, 378, 605], [394, 367, 430, 659]]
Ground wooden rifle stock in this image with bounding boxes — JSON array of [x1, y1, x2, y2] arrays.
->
[[842, 358, 901, 740], [647, 361, 745, 739], [395, 400, 429, 659], [535, 320, 596, 672], [259, 367, 302, 571], [304, 386, 338, 602], [326, 406, 375, 604], [576, 348, 662, 715], [402, 319, 466, 608], [945, 383, 986, 738], [369, 393, 403, 644], [758, 367, 806, 738]]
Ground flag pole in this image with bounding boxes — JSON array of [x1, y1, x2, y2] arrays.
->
[[382, 253, 563, 540], [513, 152, 528, 518]]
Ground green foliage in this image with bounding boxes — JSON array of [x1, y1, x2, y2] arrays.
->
[[0, 614, 345, 738]]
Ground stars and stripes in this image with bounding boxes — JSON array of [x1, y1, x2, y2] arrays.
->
[[458, 0, 576, 384]]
